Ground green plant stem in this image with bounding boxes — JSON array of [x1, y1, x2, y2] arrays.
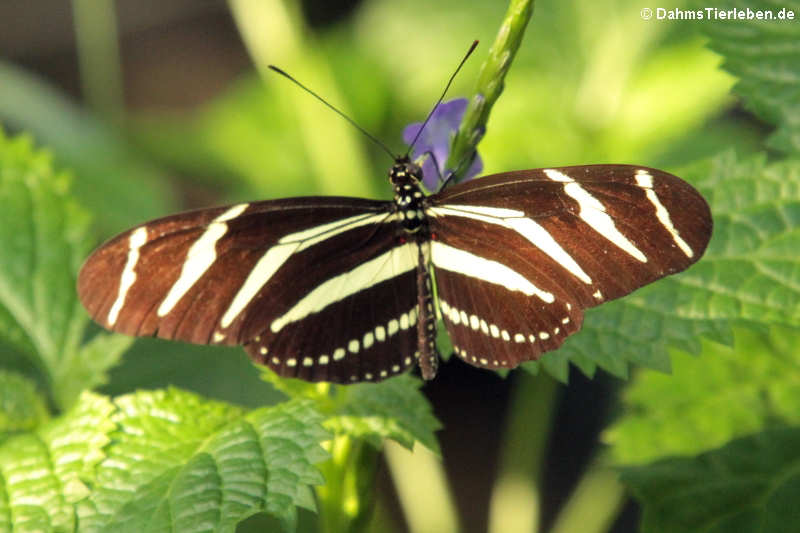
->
[[316, 435, 380, 533], [446, 0, 534, 181], [71, 0, 124, 121], [383, 440, 460, 533], [548, 455, 627, 533], [488, 371, 559, 533], [293, 384, 381, 533], [227, 0, 375, 197]]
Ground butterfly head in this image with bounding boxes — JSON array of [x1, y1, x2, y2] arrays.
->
[[389, 156, 423, 188]]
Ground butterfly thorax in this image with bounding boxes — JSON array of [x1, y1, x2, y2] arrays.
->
[[389, 158, 427, 234]]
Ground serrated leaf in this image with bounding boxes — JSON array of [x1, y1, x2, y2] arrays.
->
[[0, 388, 328, 533], [0, 391, 115, 532], [0, 130, 130, 410], [0, 131, 89, 403], [329, 376, 441, 453], [606, 325, 800, 464], [691, 0, 800, 154], [621, 427, 800, 533], [692, 152, 800, 325], [0, 370, 49, 437], [528, 152, 800, 380], [262, 371, 440, 453], [52, 332, 134, 414], [78, 389, 328, 533]]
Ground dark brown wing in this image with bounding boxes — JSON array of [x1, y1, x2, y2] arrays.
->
[[426, 164, 712, 370], [77, 197, 421, 383]]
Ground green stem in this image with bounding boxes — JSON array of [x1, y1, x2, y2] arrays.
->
[[547, 455, 627, 533], [228, 0, 375, 197], [488, 371, 559, 533], [316, 435, 380, 533], [71, 0, 124, 121], [446, 0, 534, 181], [384, 440, 460, 533]]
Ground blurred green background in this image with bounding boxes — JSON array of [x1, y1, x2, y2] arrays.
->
[[0, 0, 763, 531]]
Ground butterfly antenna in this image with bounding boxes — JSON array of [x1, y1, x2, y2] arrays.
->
[[268, 65, 396, 160], [406, 40, 479, 157]]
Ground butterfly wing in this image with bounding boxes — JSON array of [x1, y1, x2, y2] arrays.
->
[[78, 197, 422, 383], [426, 165, 712, 370]]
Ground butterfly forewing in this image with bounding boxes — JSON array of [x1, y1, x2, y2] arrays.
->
[[78, 197, 424, 383], [426, 165, 711, 369]]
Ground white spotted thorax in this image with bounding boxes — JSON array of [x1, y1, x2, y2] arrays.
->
[[389, 157, 427, 234]]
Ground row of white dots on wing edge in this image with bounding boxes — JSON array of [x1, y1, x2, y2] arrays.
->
[[258, 305, 420, 381], [439, 299, 570, 344], [453, 343, 510, 368]]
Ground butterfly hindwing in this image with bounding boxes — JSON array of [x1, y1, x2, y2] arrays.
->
[[426, 164, 711, 369], [433, 266, 583, 369], [244, 244, 422, 383]]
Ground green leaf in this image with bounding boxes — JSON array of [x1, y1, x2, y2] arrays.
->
[[692, 0, 800, 154], [53, 333, 134, 415], [329, 376, 441, 453], [0, 370, 49, 437], [0, 389, 328, 532], [621, 427, 800, 533], [0, 131, 88, 401], [606, 325, 800, 464], [0, 130, 131, 410], [131, 76, 323, 200], [0, 61, 175, 234], [262, 371, 441, 453], [261, 369, 440, 529], [0, 131, 89, 360], [0, 391, 115, 532], [691, 152, 800, 325], [102, 341, 283, 409], [78, 389, 328, 533], [132, 67, 387, 203], [530, 152, 800, 380]]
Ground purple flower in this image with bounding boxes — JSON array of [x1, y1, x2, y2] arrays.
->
[[403, 98, 483, 190]]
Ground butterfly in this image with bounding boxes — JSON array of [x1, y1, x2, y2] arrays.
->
[[77, 155, 711, 383], [77, 43, 712, 384]]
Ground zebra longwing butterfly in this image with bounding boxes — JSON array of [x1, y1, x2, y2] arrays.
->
[[77, 157, 711, 384]]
